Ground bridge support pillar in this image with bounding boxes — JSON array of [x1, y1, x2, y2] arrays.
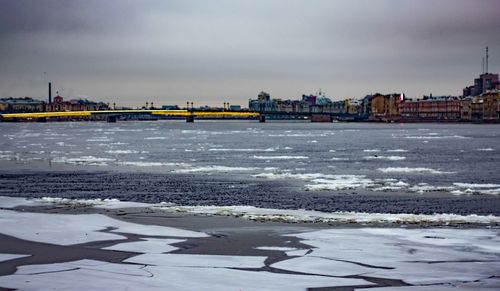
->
[[259, 115, 266, 123], [107, 116, 117, 123], [186, 115, 194, 123], [311, 114, 332, 122]]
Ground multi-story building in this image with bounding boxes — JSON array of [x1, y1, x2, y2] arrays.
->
[[399, 96, 462, 121], [47, 94, 109, 112], [470, 91, 500, 122], [369, 93, 402, 120], [463, 73, 500, 97], [0, 97, 45, 113]]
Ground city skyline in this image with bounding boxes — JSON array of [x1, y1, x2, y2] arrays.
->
[[1, 0, 500, 107]]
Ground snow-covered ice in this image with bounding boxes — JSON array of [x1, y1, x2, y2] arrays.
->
[[125, 254, 266, 268], [104, 238, 185, 254], [0, 259, 368, 291], [0, 209, 207, 245]]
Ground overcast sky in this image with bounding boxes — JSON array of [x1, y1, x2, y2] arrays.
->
[[1, 0, 499, 107]]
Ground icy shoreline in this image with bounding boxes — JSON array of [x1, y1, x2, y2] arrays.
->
[[0, 198, 499, 290], [2, 196, 499, 226]]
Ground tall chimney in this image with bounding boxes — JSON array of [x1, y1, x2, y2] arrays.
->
[[486, 46, 489, 74], [48, 82, 52, 104]]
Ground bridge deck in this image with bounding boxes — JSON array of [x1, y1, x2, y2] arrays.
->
[[0, 110, 260, 119]]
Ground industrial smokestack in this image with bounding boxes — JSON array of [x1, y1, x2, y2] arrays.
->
[[48, 82, 52, 104], [486, 46, 489, 73]]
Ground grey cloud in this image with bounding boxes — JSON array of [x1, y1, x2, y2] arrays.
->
[[0, 0, 499, 107]]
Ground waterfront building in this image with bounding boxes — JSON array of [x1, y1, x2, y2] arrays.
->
[[47, 93, 109, 112], [470, 91, 500, 122], [369, 93, 402, 121], [399, 96, 462, 121], [463, 73, 500, 97], [0, 97, 45, 113], [249, 91, 277, 112]]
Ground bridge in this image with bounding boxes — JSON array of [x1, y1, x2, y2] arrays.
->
[[0, 109, 361, 123], [0, 110, 262, 123]]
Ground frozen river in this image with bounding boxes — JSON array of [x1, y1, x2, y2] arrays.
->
[[1, 121, 499, 219]]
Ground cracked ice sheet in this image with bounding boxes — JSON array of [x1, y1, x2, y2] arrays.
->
[[104, 238, 185, 254], [0, 253, 30, 262], [125, 254, 266, 268], [0, 259, 371, 291], [0, 209, 207, 246], [272, 256, 374, 277], [278, 228, 500, 287]]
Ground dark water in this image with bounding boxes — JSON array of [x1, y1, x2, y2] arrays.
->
[[1, 121, 499, 215]]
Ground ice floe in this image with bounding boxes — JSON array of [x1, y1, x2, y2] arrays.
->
[[125, 254, 266, 268], [32, 197, 153, 209], [104, 238, 185, 254], [254, 246, 298, 252], [155, 205, 500, 224], [280, 228, 500, 286], [116, 161, 190, 168], [305, 176, 375, 191], [378, 167, 454, 174], [0, 253, 30, 262], [0, 209, 207, 245], [208, 148, 275, 152], [364, 155, 406, 161], [387, 149, 408, 152], [51, 156, 115, 166], [402, 135, 470, 139], [174, 165, 260, 173], [105, 150, 140, 154], [0, 259, 366, 291], [252, 155, 308, 160]]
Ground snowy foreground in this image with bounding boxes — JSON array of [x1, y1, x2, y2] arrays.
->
[[0, 197, 499, 290]]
